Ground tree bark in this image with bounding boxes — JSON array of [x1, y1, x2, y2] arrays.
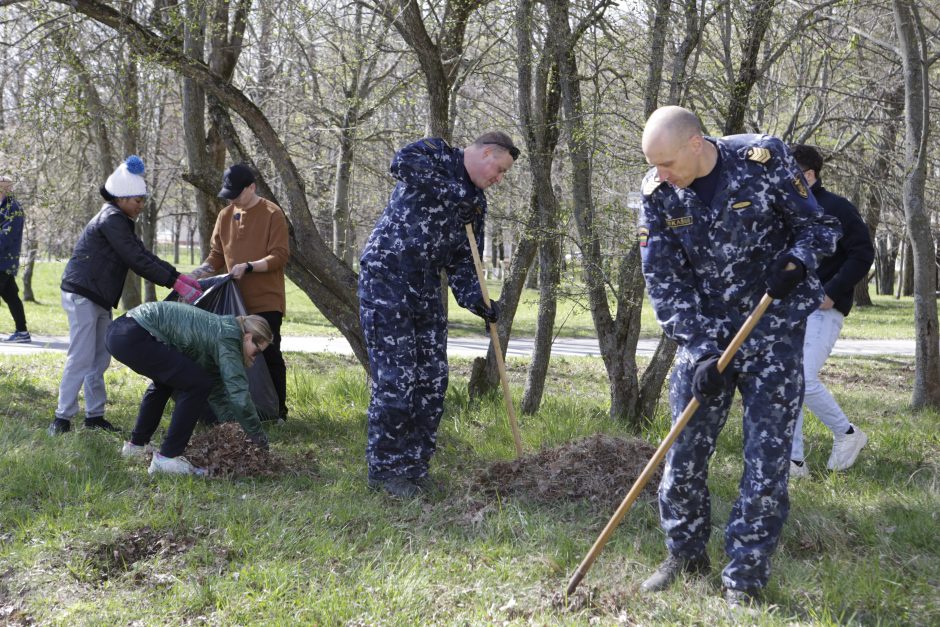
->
[[892, 0, 940, 409], [724, 0, 777, 135]]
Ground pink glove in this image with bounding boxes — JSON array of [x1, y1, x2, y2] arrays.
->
[[173, 275, 203, 304]]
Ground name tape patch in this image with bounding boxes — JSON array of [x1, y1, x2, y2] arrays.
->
[[665, 216, 693, 228]]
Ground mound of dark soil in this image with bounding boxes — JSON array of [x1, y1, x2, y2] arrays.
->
[[475, 433, 661, 508], [185, 422, 286, 478]]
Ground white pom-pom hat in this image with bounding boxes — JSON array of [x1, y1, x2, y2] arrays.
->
[[105, 155, 147, 198]]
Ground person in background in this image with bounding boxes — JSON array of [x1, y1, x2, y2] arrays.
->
[[106, 301, 271, 476], [788, 144, 875, 477], [0, 174, 30, 343], [191, 164, 290, 421], [358, 132, 519, 498], [48, 156, 202, 436], [637, 106, 840, 608]]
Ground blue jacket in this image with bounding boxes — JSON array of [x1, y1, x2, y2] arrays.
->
[[811, 182, 874, 317], [639, 134, 842, 362], [358, 138, 485, 310], [0, 195, 23, 275], [61, 203, 178, 310]]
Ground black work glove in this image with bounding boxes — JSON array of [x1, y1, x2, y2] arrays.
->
[[766, 254, 806, 299], [248, 431, 269, 451], [691, 353, 732, 403], [470, 298, 500, 331], [456, 196, 482, 225]]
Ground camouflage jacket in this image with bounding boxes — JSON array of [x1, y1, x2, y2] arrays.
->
[[359, 138, 485, 311], [639, 134, 841, 362]]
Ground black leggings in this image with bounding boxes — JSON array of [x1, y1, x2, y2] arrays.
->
[[0, 274, 27, 332], [105, 315, 213, 457]]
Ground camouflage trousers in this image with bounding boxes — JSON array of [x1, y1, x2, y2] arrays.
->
[[660, 324, 805, 591], [360, 298, 448, 481]]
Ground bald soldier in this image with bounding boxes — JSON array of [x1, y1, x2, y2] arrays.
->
[[637, 106, 840, 608]]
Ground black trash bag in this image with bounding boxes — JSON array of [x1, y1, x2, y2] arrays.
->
[[167, 275, 280, 422]]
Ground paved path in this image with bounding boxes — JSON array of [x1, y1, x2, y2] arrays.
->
[[0, 334, 916, 358]]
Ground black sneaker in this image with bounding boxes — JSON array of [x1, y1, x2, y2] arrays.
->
[[84, 416, 120, 432], [47, 418, 71, 436], [640, 554, 711, 592], [368, 477, 420, 499]]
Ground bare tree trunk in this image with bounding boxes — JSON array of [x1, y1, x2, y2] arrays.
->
[[893, 0, 940, 409], [332, 123, 356, 266], [644, 0, 672, 114], [120, 40, 142, 311], [902, 239, 915, 297], [21, 240, 37, 302], [724, 0, 777, 135]]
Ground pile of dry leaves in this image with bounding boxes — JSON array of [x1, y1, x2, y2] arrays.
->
[[184, 422, 286, 478], [475, 433, 661, 508]]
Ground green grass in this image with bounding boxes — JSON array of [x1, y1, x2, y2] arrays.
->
[[1, 351, 937, 624], [0, 261, 917, 340]]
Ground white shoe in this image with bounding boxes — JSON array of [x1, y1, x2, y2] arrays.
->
[[827, 427, 868, 470], [148, 452, 207, 476], [790, 460, 810, 479], [121, 441, 153, 459]]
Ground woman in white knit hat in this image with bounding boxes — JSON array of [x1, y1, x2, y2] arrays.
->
[[48, 156, 204, 436]]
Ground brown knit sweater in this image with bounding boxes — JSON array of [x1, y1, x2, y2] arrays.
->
[[205, 198, 290, 314]]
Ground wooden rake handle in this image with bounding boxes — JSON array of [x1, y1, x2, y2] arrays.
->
[[464, 223, 524, 458], [565, 291, 775, 596]]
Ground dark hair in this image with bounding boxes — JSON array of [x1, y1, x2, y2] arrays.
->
[[99, 185, 117, 202], [472, 131, 521, 161], [790, 144, 824, 177]]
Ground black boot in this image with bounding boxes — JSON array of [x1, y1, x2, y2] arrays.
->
[[640, 554, 711, 592], [368, 477, 420, 499]]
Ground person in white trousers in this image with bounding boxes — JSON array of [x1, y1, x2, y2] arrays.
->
[[789, 145, 875, 478]]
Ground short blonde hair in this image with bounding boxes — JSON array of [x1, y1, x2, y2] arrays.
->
[[237, 315, 273, 346]]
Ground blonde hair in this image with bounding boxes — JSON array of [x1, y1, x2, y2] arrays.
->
[[236, 315, 273, 365]]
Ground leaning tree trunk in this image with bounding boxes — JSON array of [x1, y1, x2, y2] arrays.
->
[[893, 0, 940, 409]]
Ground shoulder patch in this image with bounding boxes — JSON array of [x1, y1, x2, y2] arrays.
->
[[643, 176, 665, 196], [746, 147, 771, 164]]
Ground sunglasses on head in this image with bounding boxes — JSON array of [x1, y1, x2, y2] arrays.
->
[[486, 142, 520, 161]]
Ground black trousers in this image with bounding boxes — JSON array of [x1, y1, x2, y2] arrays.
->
[[0, 273, 28, 332], [256, 310, 287, 417], [105, 315, 213, 457]]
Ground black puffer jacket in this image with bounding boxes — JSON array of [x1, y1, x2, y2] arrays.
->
[[61, 203, 178, 309]]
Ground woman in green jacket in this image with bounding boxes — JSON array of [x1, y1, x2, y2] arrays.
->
[[105, 301, 272, 476]]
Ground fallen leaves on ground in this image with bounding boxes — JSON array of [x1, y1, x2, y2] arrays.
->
[[475, 433, 660, 508]]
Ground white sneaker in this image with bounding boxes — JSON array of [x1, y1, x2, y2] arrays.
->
[[790, 460, 810, 479], [827, 427, 868, 470], [121, 441, 153, 459], [148, 452, 207, 476]]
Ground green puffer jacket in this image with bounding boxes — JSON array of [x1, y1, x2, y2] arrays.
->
[[128, 301, 264, 437]]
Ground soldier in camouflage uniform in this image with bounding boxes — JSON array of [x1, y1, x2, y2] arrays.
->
[[359, 132, 519, 498], [637, 106, 840, 607]]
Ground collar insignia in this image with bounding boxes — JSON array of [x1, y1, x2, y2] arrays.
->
[[746, 147, 771, 164], [665, 216, 693, 228], [643, 175, 664, 196]]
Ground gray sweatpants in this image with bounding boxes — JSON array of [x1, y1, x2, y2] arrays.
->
[[55, 291, 112, 421]]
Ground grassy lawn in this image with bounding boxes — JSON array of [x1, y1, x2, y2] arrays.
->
[[1, 350, 937, 624], [0, 261, 918, 340]]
